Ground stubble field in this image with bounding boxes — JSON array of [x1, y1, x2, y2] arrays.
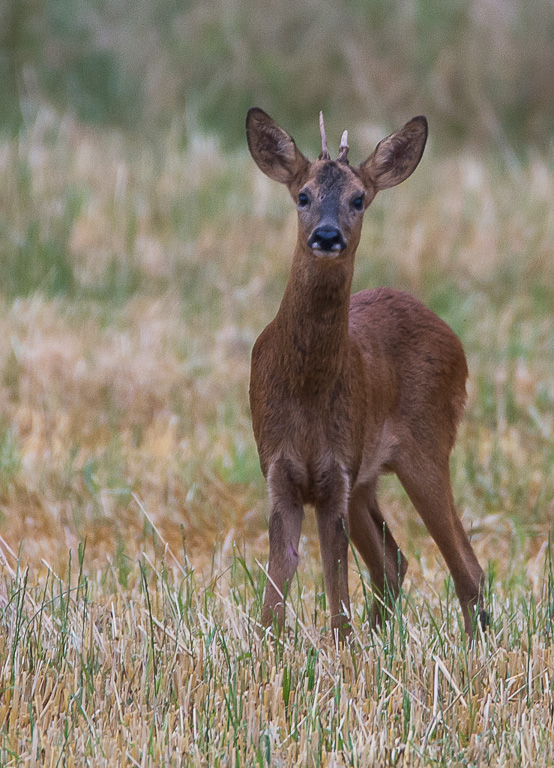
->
[[0, 110, 552, 766]]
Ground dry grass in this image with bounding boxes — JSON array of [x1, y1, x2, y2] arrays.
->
[[0, 110, 552, 765], [1, 537, 553, 767]]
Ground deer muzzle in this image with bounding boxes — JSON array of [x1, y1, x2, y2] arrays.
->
[[307, 226, 347, 255]]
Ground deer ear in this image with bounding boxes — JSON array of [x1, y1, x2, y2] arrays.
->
[[246, 108, 310, 186], [358, 116, 428, 192]]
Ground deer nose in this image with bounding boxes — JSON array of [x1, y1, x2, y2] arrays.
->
[[308, 226, 346, 253]]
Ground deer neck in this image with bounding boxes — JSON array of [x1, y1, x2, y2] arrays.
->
[[275, 244, 354, 393]]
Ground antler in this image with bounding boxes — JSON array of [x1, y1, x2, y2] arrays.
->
[[319, 114, 349, 162], [319, 111, 330, 160], [337, 130, 349, 163]]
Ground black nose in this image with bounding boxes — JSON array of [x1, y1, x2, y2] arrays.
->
[[308, 226, 346, 253]]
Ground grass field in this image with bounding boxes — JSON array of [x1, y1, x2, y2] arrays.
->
[[0, 109, 552, 765]]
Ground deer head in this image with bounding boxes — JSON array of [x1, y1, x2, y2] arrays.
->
[[246, 108, 428, 259]]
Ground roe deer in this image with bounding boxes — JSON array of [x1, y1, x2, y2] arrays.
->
[[246, 107, 488, 639]]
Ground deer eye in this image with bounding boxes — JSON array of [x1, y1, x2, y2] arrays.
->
[[352, 195, 364, 211], [297, 192, 310, 208]]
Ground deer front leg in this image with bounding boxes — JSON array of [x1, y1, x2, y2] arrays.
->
[[314, 462, 351, 641], [262, 458, 304, 631]]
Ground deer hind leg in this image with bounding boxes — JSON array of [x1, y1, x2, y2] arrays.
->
[[348, 484, 408, 625], [314, 463, 351, 640], [262, 458, 304, 631], [394, 452, 487, 636]]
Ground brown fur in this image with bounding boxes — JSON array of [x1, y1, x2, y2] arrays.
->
[[246, 108, 486, 638]]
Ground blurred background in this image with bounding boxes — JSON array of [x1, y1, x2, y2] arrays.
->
[[0, 0, 552, 574], [2, 0, 554, 152]]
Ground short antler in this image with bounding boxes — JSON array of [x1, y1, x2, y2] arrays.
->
[[319, 111, 330, 160], [338, 130, 349, 163]]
